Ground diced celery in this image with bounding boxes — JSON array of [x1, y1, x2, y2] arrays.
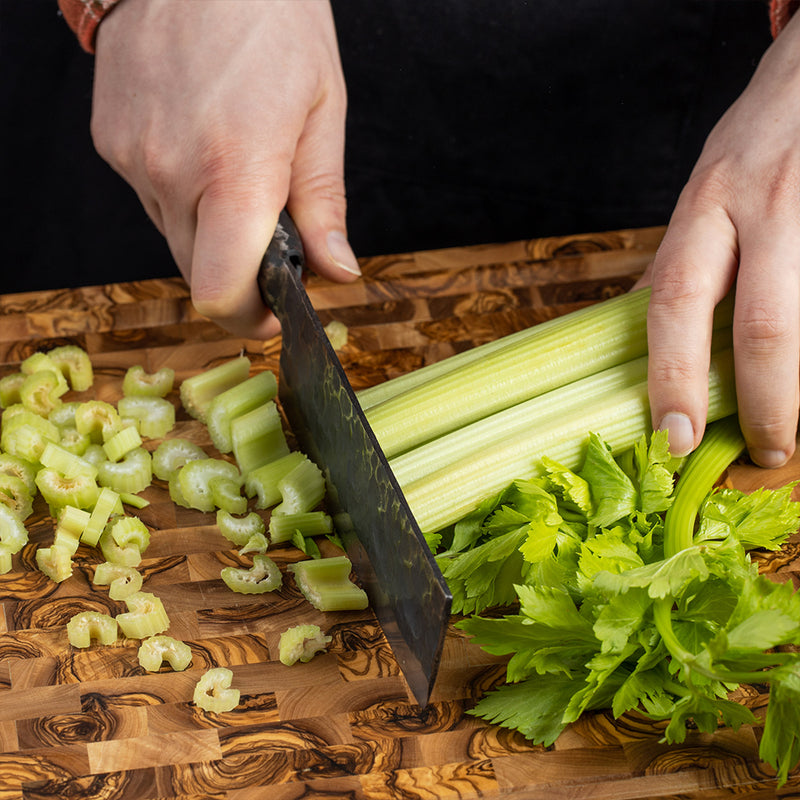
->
[[21, 352, 69, 395], [177, 457, 240, 513], [244, 451, 305, 509], [120, 492, 150, 509], [57, 505, 91, 537], [116, 591, 170, 639], [53, 526, 81, 556], [103, 425, 143, 463], [151, 438, 207, 482], [238, 532, 269, 555], [230, 400, 289, 476], [40, 442, 98, 479], [279, 624, 332, 666], [66, 611, 118, 648], [36, 542, 73, 583], [122, 365, 175, 398], [99, 523, 144, 568], [274, 457, 325, 515], [82, 486, 120, 546], [206, 371, 278, 454], [0, 453, 37, 495], [20, 370, 66, 416], [117, 396, 176, 440], [220, 553, 282, 594], [58, 427, 91, 456], [0, 474, 34, 521], [1, 417, 61, 464], [180, 355, 251, 422], [109, 515, 151, 552], [216, 509, 266, 547], [289, 556, 369, 611], [209, 476, 247, 515], [0, 503, 29, 555], [47, 345, 94, 392], [81, 443, 108, 468], [193, 667, 239, 713], [74, 400, 121, 443], [35, 467, 99, 511], [323, 320, 348, 350], [0, 372, 24, 408], [93, 561, 143, 600], [138, 635, 192, 672], [97, 447, 152, 494], [268, 511, 333, 545], [48, 401, 82, 429]]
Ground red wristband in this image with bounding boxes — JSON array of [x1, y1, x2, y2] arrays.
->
[[58, 0, 123, 53], [769, 0, 800, 37]]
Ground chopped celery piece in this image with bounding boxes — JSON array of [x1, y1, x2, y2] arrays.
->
[[216, 509, 266, 547], [193, 666, 239, 713], [82, 443, 108, 468], [58, 427, 91, 456], [82, 486, 120, 546], [238, 532, 269, 555], [0, 474, 33, 521], [221, 553, 282, 594], [279, 624, 332, 666], [152, 438, 207, 482], [177, 457, 240, 513], [93, 561, 143, 600], [206, 371, 278, 454], [0, 503, 29, 555], [0, 548, 13, 575], [180, 355, 251, 422], [117, 396, 176, 440], [209, 476, 247, 515], [109, 515, 151, 552], [120, 492, 150, 509], [269, 511, 333, 545], [122, 365, 175, 398], [0, 453, 37, 495], [274, 457, 325, 515], [323, 319, 348, 350], [138, 635, 192, 672], [48, 401, 81, 429], [36, 542, 73, 583], [57, 505, 90, 537], [35, 467, 99, 511], [66, 611, 118, 648], [103, 425, 143, 462], [1, 417, 61, 464], [21, 352, 69, 395], [0, 372, 24, 408], [116, 591, 170, 639], [99, 523, 144, 568], [98, 446, 152, 494], [47, 345, 94, 392], [74, 400, 121, 444], [53, 526, 81, 556], [230, 400, 289, 476], [244, 451, 305, 509], [20, 370, 66, 416], [290, 556, 369, 611], [40, 442, 98, 479]]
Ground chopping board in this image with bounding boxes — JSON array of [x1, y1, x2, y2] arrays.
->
[[1, 225, 799, 800]]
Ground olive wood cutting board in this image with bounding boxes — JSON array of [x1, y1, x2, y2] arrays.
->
[[1, 225, 798, 800]]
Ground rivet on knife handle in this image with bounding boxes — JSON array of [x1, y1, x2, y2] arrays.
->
[[258, 210, 452, 706]]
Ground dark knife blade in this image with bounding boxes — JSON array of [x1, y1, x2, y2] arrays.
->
[[257, 210, 451, 706]]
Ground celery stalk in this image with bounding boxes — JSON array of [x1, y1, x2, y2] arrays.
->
[[179, 355, 251, 422]]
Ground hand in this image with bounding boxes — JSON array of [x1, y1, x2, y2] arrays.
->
[[639, 12, 800, 467], [91, 0, 359, 339]]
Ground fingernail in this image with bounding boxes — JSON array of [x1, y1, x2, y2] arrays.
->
[[749, 448, 790, 469], [327, 231, 361, 276], [658, 412, 695, 457]]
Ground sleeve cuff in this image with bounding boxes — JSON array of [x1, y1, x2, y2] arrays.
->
[[769, 0, 800, 37], [58, 0, 123, 53]]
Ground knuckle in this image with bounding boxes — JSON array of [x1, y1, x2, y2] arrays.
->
[[735, 304, 795, 352]]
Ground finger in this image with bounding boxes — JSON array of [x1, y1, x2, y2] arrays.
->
[[646, 203, 739, 456], [732, 225, 800, 467]]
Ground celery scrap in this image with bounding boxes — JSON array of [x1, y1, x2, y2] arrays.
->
[[269, 511, 333, 545], [138, 635, 192, 672], [122, 365, 175, 398], [117, 395, 176, 440], [116, 591, 170, 639], [66, 611, 118, 648], [193, 667, 240, 713], [179, 355, 251, 422], [152, 437, 207, 482], [93, 561, 143, 600], [220, 553, 282, 594], [47, 345, 94, 392], [244, 451, 305, 509], [279, 624, 332, 666], [177, 457, 240, 513], [97, 446, 152, 495], [217, 509, 266, 547], [290, 556, 368, 611], [274, 456, 325, 516]]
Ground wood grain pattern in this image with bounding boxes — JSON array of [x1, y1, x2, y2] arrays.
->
[[1, 225, 798, 799]]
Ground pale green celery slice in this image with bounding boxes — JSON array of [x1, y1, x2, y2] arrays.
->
[[57, 505, 90, 537], [0, 548, 13, 574], [117, 396, 176, 440], [238, 533, 269, 555], [36, 542, 74, 582], [1, 417, 61, 464], [0, 372, 24, 408], [268, 511, 333, 545], [66, 611, 118, 648], [138, 635, 192, 672], [289, 556, 369, 611], [48, 401, 82, 429], [58, 427, 91, 456], [230, 400, 289, 476], [99, 526, 143, 568], [40, 441, 98, 479], [93, 561, 143, 600], [35, 468, 99, 511], [216, 509, 266, 547], [74, 401, 122, 444], [209, 476, 247, 515], [193, 667, 239, 713], [0, 475, 33, 521], [21, 352, 69, 395], [0, 453, 37, 495], [274, 457, 325, 516], [220, 553, 282, 594], [47, 345, 94, 392], [279, 623, 332, 666], [116, 591, 170, 639], [401, 348, 737, 536], [109, 515, 151, 552], [82, 486, 120, 546], [98, 447, 152, 494], [323, 320, 348, 350], [0, 403, 33, 429], [177, 458, 240, 513], [53, 526, 81, 556], [152, 438, 207, 482], [20, 371, 66, 417], [103, 425, 143, 462], [120, 492, 150, 509], [180, 355, 251, 422], [122, 365, 175, 398], [206, 371, 278, 454], [244, 451, 305, 509], [81, 443, 109, 468], [0, 503, 29, 554]]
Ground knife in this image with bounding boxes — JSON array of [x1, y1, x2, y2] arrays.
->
[[257, 210, 452, 706]]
